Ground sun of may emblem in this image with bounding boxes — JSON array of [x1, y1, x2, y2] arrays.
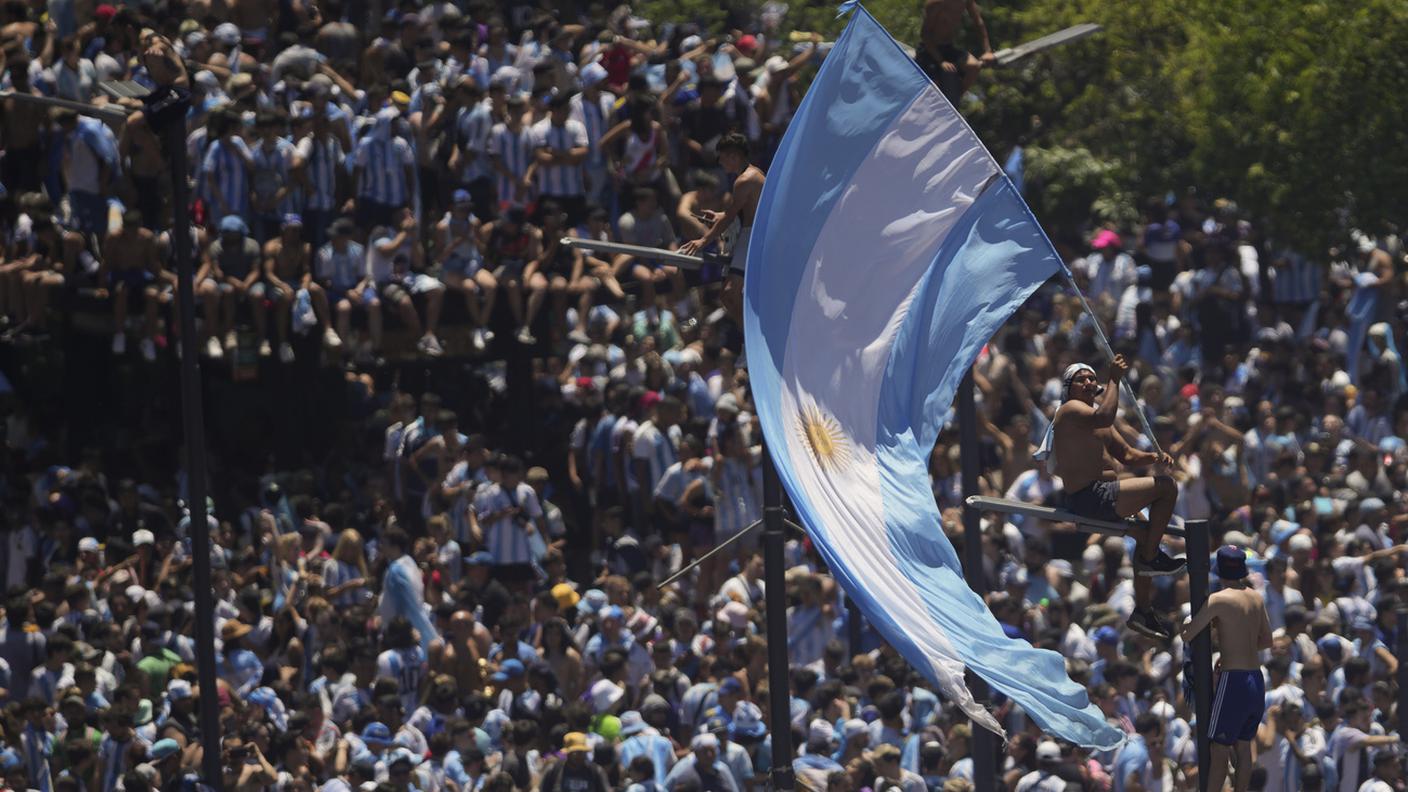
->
[[798, 403, 851, 472]]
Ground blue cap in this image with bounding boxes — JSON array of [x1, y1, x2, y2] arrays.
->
[[150, 738, 181, 760], [281, 213, 303, 228], [466, 551, 494, 567], [452, 189, 472, 204], [1093, 625, 1121, 645], [603, 605, 624, 621], [719, 677, 744, 696], [577, 589, 608, 614], [1351, 615, 1375, 632], [218, 215, 248, 235], [361, 722, 393, 746], [1317, 635, 1345, 663], [1216, 545, 1248, 580], [491, 658, 525, 683], [1270, 519, 1299, 545]]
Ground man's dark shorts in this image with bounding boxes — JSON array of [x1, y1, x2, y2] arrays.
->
[[1066, 480, 1122, 523], [914, 43, 968, 103]]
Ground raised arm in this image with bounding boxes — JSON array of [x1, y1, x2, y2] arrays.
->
[[965, 0, 995, 58]]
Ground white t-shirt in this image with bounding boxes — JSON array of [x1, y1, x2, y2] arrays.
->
[[1014, 770, 1068, 792]]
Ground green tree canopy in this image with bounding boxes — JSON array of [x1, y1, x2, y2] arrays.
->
[[769, 0, 1408, 252]]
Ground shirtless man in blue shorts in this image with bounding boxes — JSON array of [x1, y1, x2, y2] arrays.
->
[[1181, 546, 1273, 792], [1049, 354, 1184, 639]]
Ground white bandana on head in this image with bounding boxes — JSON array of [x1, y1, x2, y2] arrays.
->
[[1033, 363, 1100, 474]]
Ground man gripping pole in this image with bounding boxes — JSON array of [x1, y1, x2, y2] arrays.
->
[[1037, 354, 1185, 640]]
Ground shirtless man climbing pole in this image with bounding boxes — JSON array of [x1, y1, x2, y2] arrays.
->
[[678, 132, 763, 326], [917, 0, 995, 103], [1181, 546, 1273, 792], [1049, 355, 1184, 639]]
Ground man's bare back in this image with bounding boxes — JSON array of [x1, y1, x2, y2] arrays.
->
[[1195, 586, 1272, 670], [731, 165, 765, 228]]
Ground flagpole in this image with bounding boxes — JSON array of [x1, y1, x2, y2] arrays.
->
[[958, 370, 997, 792], [762, 448, 797, 791]]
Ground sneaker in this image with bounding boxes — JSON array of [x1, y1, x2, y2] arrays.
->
[[417, 334, 444, 357], [140, 337, 157, 362], [205, 336, 224, 359], [278, 342, 295, 363], [112, 332, 127, 355], [323, 327, 343, 349], [1126, 608, 1173, 641], [1135, 548, 1187, 577], [258, 339, 272, 358], [224, 330, 238, 351], [471, 328, 487, 353], [567, 329, 591, 345], [516, 326, 536, 345]]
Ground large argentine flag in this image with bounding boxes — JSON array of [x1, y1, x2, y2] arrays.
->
[[743, 5, 1123, 749]]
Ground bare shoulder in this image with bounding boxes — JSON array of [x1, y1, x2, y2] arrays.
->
[[739, 166, 766, 187], [1053, 400, 1093, 424]]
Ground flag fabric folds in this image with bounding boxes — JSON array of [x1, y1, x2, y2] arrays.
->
[[742, 4, 1124, 749]]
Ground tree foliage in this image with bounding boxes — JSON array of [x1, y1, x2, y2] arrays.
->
[[763, 0, 1408, 252]]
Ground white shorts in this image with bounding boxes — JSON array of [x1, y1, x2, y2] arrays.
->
[[730, 225, 752, 275]]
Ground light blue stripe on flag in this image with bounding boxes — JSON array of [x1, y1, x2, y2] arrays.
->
[[743, 3, 1124, 750]]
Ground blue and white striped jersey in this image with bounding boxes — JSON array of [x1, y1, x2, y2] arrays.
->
[[377, 645, 427, 715], [22, 724, 54, 792], [442, 460, 488, 545], [455, 101, 494, 183], [488, 122, 535, 205], [714, 456, 761, 542], [353, 134, 415, 206], [530, 118, 588, 197], [473, 482, 542, 565], [1270, 250, 1320, 305], [569, 90, 617, 168], [631, 420, 678, 496], [296, 133, 344, 211], [786, 604, 834, 667], [98, 735, 130, 792], [251, 137, 301, 215], [200, 136, 253, 220]]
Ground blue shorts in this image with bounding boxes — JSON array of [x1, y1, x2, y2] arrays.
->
[[443, 254, 482, 277], [1066, 480, 1121, 523], [1209, 669, 1265, 745]]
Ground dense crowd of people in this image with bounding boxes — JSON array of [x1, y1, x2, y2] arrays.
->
[[2, 0, 1408, 791]]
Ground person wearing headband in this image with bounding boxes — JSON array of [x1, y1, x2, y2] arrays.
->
[[1043, 353, 1182, 640], [1179, 546, 1272, 792]]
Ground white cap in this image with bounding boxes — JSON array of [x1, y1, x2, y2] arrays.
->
[[133, 529, 155, 547], [764, 55, 788, 75], [212, 22, 241, 47], [1288, 534, 1314, 553], [78, 537, 101, 553], [681, 35, 702, 51], [1036, 741, 1061, 762], [580, 61, 608, 88], [589, 679, 624, 714]]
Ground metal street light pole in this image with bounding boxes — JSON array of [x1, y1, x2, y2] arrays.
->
[[103, 76, 224, 788]]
